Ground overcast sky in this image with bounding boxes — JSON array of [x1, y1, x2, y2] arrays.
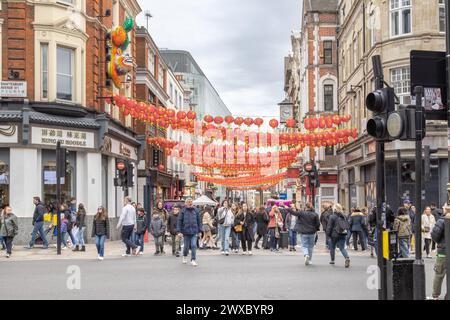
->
[[136, 0, 301, 120]]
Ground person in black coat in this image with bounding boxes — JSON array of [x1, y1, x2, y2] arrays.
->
[[349, 208, 367, 251], [254, 207, 269, 250], [320, 204, 333, 248], [235, 204, 255, 254]]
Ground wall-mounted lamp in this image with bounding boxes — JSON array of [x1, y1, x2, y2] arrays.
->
[[346, 85, 362, 96]]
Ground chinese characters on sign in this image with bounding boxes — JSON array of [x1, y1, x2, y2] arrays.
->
[[31, 127, 95, 148], [0, 81, 27, 98]]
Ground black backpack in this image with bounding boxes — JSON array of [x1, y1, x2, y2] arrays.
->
[[334, 215, 350, 235]]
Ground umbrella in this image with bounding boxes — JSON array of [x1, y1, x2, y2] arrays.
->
[[193, 195, 218, 206]]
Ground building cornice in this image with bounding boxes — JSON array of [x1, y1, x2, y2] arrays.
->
[[136, 69, 170, 105]]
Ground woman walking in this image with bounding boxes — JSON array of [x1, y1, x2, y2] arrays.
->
[[286, 204, 298, 252], [217, 200, 234, 255], [236, 203, 255, 255], [422, 206, 436, 259], [0, 206, 18, 258], [230, 203, 240, 253], [201, 208, 215, 249], [349, 207, 367, 251], [268, 206, 283, 252], [92, 206, 110, 260], [254, 207, 269, 250], [326, 204, 351, 268], [73, 203, 87, 252]]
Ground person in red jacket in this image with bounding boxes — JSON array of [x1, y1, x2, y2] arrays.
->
[[268, 206, 283, 252]]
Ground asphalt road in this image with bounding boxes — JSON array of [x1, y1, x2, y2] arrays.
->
[[1, 252, 440, 300]]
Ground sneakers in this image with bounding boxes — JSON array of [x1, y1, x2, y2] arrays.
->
[[345, 258, 351, 268], [221, 251, 226, 255], [225, 251, 230, 256], [191, 260, 198, 267], [62, 246, 67, 250], [134, 246, 141, 255], [139, 251, 144, 256], [182, 257, 188, 264], [122, 253, 131, 257], [426, 296, 440, 300], [6, 254, 10, 258], [24, 245, 33, 250], [329, 261, 335, 265], [242, 251, 247, 255], [176, 252, 180, 257], [304, 255, 310, 266], [248, 251, 253, 256]]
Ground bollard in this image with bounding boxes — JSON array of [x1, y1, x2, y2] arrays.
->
[[445, 216, 450, 301], [386, 259, 415, 300]]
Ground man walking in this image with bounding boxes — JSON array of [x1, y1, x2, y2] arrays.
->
[[25, 197, 49, 249], [290, 203, 320, 266], [117, 196, 140, 257], [430, 211, 449, 300], [177, 198, 202, 266], [320, 204, 333, 249]]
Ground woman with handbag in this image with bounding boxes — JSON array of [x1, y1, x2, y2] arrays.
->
[[236, 203, 255, 255], [0, 206, 19, 258], [422, 206, 436, 259], [268, 206, 283, 252], [217, 200, 234, 256], [230, 203, 241, 253]]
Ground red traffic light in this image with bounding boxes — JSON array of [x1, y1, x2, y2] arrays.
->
[[117, 161, 126, 171]]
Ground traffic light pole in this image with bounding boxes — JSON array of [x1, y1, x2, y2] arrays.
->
[[446, 0, 450, 301], [376, 141, 387, 300], [56, 141, 62, 256], [413, 86, 426, 300]]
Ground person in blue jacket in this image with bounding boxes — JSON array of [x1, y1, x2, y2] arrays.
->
[[177, 198, 203, 267]]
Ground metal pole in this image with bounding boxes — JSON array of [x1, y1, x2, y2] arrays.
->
[[397, 150, 402, 209], [56, 141, 62, 255], [376, 141, 387, 300], [445, 216, 450, 300], [413, 86, 426, 300]]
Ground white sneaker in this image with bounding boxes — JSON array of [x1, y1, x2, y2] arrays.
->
[[99, 257, 104, 261], [139, 251, 144, 256], [225, 251, 230, 256], [134, 246, 141, 255], [221, 251, 225, 255], [248, 251, 253, 256], [122, 253, 131, 257], [242, 251, 247, 255], [62, 247, 67, 250], [182, 257, 188, 264], [191, 260, 198, 267], [305, 255, 310, 266]]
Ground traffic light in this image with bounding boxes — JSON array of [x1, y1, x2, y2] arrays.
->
[[126, 161, 134, 187], [152, 149, 160, 167], [366, 87, 395, 141], [366, 88, 425, 142], [57, 147, 67, 178], [114, 160, 127, 187], [424, 146, 439, 182]]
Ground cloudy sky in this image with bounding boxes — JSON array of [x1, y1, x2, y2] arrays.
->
[[136, 0, 301, 120]]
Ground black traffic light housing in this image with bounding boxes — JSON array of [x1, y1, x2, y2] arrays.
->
[[126, 161, 134, 187], [366, 87, 395, 141], [114, 160, 134, 188], [424, 146, 439, 182]]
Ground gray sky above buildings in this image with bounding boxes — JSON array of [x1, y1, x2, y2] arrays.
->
[[136, 0, 301, 120]]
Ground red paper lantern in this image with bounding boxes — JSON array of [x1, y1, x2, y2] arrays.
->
[[311, 118, 319, 129], [234, 117, 244, 126], [204, 115, 214, 123], [286, 118, 296, 128], [304, 118, 311, 130], [224, 115, 234, 125], [244, 118, 254, 126], [333, 115, 341, 125], [254, 118, 264, 127], [214, 116, 224, 125], [269, 119, 279, 129], [177, 111, 186, 120], [187, 110, 196, 120]]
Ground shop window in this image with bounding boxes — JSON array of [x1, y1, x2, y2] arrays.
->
[[42, 150, 76, 206], [0, 156, 10, 208]]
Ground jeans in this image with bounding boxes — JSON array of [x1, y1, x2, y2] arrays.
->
[[255, 233, 268, 249], [135, 233, 145, 252], [329, 235, 349, 262], [218, 225, 231, 252], [240, 230, 253, 252], [77, 227, 86, 247], [61, 232, 68, 248], [95, 235, 106, 257], [288, 230, 297, 247], [300, 233, 316, 260], [423, 238, 432, 256], [67, 227, 76, 245], [231, 229, 240, 250], [29, 221, 49, 248], [71, 228, 78, 247], [121, 225, 137, 254], [183, 234, 198, 261], [398, 237, 410, 258], [4, 236, 14, 255], [0, 236, 5, 249], [268, 228, 277, 250]]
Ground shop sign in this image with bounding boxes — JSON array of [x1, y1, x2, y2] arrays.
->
[[0, 125, 18, 144], [105, 136, 138, 161], [0, 81, 27, 98], [32, 127, 95, 148]]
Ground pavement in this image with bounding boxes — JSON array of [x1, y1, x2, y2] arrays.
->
[[0, 233, 444, 300]]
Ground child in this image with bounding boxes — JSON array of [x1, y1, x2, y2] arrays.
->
[[168, 206, 182, 257], [135, 208, 147, 255], [150, 212, 166, 255], [60, 213, 69, 250]]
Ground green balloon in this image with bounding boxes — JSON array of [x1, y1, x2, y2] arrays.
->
[[123, 17, 134, 32]]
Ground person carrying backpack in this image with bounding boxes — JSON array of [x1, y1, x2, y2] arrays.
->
[[393, 207, 412, 258], [326, 203, 350, 268]]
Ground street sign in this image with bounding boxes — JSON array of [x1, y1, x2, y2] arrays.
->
[[279, 193, 287, 200], [0, 81, 27, 98]]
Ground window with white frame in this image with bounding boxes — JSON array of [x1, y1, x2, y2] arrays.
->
[[391, 67, 411, 104], [439, 0, 446, 32], [323, 41, 332, 64], [324, 84, 334, 111], [148, 49, 155, 75], [158, 63, 164, 86], [170, 83, 173, 100], [390, 0, 411, 37], [41, 44, 49, 100], [57, 46, 74, 101]]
